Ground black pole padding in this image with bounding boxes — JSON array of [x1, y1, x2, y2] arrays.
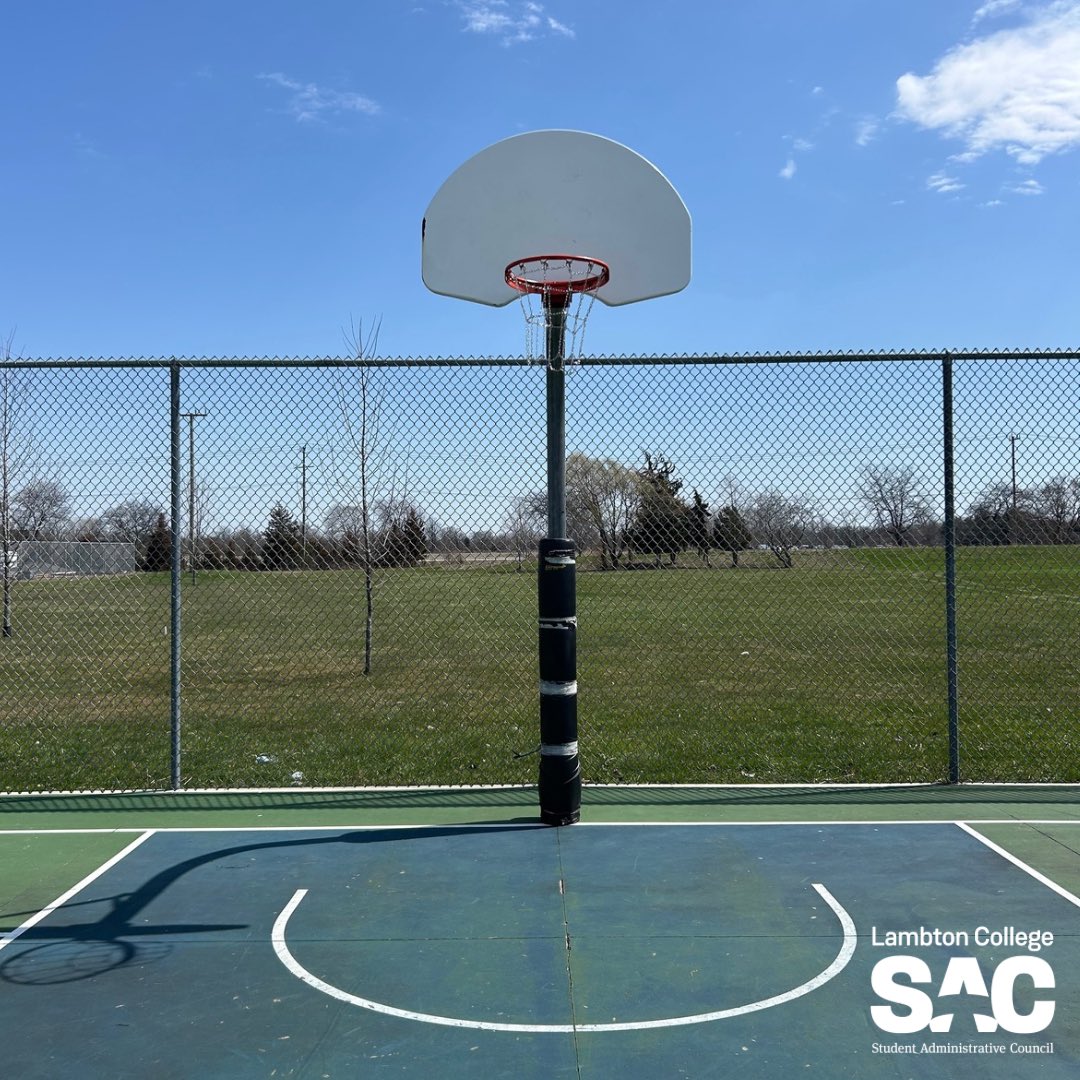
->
[[538, 539, 575, 617], [538, 537, 580, 826]]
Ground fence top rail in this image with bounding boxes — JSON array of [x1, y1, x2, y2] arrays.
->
[[2, 348, 1079, 370]]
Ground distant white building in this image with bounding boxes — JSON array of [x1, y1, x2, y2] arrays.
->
[[12, 541, 137, 579]]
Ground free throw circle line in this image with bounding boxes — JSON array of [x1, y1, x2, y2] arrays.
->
[[272, 883, 856, 1033]]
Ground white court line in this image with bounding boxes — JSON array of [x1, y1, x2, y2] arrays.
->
[[569, 819, 1080, 827], [956, 821, 1080, 910], [0, 829, 156, 955], [271, 882, 856, 1033]]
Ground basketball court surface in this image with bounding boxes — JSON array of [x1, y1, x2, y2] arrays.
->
[[2, 785, 1078, 1078]]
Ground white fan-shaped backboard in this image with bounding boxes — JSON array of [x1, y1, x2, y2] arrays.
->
[[422, 130, 691, 307]]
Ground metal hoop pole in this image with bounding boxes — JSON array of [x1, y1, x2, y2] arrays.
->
[[538, 294, 581, 825], [545, 299, 567, 536]]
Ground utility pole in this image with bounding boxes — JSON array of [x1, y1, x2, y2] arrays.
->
[[180, 412, 207, 584]]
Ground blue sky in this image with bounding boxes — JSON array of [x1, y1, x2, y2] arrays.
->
[[3, 0, 1079, 360]]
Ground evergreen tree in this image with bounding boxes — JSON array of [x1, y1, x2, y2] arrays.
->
[[713, 505, 753, 567], [141, 512, 171, 572], [689, 490, 712, 566], [402, 507, 427, 566], [626, 454, 687, 567], [382, 507, 428, 568], [262, 504, 302, 570]]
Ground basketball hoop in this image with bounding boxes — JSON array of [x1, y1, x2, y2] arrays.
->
[[423, 131, 690, 827], [505, 255, 610, 298], [505, 255, 609, 365]]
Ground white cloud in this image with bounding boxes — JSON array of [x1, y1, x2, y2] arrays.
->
[[972, 0, 1023, 24], [981, 198, 1006, 206], [258, 73, 379, 123], [896, 2, 1080, 164], [460, 1, 515, 35], [779, 158, 797, 180], [854, 116, 880, 146], [1010, 176, 1045, 193], [457, 1, 572, 44], [792, 137, 814, 152], [927, 172, 966, 193]]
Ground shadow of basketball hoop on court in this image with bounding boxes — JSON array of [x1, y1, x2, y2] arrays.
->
[[0, 937, 172, 986], [0, 825, 536, 985]]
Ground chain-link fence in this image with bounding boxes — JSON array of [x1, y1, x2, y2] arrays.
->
[[0, 353, 1076, 792]]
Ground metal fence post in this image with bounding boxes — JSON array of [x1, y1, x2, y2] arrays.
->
[[169, 359, 182, 789], [942, 353, 959, 783]]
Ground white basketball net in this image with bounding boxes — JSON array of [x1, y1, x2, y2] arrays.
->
[[507, 256, 607, 367]]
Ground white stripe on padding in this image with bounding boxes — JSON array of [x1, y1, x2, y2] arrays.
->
[[540, 742, 579, 757], [540, 680, 577, 696]]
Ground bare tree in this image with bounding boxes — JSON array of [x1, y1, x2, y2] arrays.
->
[[719, 474, 744, 512], [324, 502, 366, 550], [339, 317, 383, 675], [11, 478, 69, 539], [426, 521, 471, 559], [969, 482, 1019, 519], [373, 494, 412, 543], [69, 516, 107, 542], [747, 491, 815, 569], [102, 499, 161, 545], [565, 453, 640, 569], [1035, 477, 1080, 544], [505, 493, 542, 571], [859, 467, 931, 547], [965, 482, 1035, 545]]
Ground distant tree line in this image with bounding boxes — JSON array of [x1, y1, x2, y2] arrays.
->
[[2, 460, 1078, 575], [0, 488, 429, 573], [511, 454, 1080, 569], [190, 500, 428, 573], [955, 479, 1080, 546]]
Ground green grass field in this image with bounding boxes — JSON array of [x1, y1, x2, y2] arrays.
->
[[1, 545, 1077, 791]]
